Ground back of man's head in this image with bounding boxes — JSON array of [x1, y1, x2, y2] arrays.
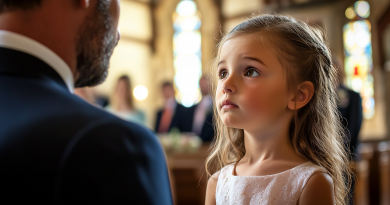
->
[[0, 0, 43, 13], [0, 0, 121, 88]]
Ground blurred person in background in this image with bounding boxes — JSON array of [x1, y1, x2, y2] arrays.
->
[[333, 57, 363, 159], [333, 56, 363, 205], [106, 75, 146, 126], [189, 76, 215, 142], [0, 0, 172, 204], [155, 82, 192, 133]]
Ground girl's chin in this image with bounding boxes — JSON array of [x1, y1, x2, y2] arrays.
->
[[222, 119, 242, 129]]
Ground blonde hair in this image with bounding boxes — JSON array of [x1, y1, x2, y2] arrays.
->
[[205, 14, 352, 205]]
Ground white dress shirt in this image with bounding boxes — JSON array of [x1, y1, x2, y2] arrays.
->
[[0, 30, 74, 93]]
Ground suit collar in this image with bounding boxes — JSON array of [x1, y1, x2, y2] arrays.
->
[[0, 47, 69, 93], [0, 30, 74, 93]]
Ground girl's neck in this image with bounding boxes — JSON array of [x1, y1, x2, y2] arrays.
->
[[242, 127, 303, 165]]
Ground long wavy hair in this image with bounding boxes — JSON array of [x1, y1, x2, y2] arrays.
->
[[110, 75, 134, 111], [205, 14, 352, 205]]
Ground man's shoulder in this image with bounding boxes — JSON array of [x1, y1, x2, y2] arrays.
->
[[63, 97, 156, 142], [63, 111, 164, 173], [69, 115, 159, 156], [84, 114, 155, 139], [33, 87, 155, 141]]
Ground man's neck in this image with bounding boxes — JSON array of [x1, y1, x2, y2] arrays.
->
[[0, 11, 78, 79]]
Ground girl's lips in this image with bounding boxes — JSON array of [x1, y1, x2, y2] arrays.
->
[[222, 104, 239, 109], [222, 100, 238, 109]]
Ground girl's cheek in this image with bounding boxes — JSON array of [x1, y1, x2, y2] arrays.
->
[[241, 87, 266, 110], [216, 85, 223, 99], [215, 86, 223, 110], [242, 88, 281, 117], [243, 95, 266, 114]]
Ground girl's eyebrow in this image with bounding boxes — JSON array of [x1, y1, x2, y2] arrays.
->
[[243, 56, 266, 66], [218, 60, 226, 66]]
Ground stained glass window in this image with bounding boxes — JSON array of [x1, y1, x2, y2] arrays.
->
[[173, 0, 202, 107], [343, 19, 374, 119]]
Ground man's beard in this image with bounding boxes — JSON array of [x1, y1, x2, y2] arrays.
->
[[74, 0, 118, 88]]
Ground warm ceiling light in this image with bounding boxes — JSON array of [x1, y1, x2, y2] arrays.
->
[[133, 85, 148, 101]]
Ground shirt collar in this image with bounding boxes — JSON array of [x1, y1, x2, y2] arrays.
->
[[0, 30, 74, 93]]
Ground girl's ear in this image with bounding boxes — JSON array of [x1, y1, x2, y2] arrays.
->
[[288, 81, 314, 110]]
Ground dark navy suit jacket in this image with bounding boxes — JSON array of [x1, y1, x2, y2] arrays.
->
[[337, 85, 363, 161], [187, 104, 215, 142], [154, 103, 193, 133], [0, 48, 172, 204]]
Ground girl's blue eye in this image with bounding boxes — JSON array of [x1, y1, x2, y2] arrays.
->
[[219, 70, 228, 79], [245, 69, 260, 77]]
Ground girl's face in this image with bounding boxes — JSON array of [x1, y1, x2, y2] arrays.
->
[[216, 34, 293, 133]]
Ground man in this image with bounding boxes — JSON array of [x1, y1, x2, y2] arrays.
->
[[333, 57, 363, 205], [333, 57, 363, 160], [189, 76, 214, 142], [0, 0, 172, 204], [155, 82, 192, 133]]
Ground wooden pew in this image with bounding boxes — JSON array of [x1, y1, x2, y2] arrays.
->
[[165, 141, 379, 205], [378, 141, 390, 205], [354, 143, 374, 205], [166, 144, 210, 205]]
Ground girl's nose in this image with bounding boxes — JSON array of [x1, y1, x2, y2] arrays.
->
[[222, 76, 237, 94]]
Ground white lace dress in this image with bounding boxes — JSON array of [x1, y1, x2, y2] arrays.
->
[[215, 161, 326, 205]]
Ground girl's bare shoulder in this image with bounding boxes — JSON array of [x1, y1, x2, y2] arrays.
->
[[205, 171, 221, 205], [299, 172, 335, 205], [207, 171, 221, 187]]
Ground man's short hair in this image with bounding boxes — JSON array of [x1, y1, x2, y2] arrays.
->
[[0, 0, 43, 13]]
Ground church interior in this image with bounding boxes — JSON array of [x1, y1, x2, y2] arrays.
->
[[74, 0, 390, 204]]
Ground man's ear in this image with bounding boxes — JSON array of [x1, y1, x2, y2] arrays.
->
[[288, 81, 314, 110], [78, 0, 90, 9]]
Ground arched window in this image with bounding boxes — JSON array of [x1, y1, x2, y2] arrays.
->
[[173, 0, 202, 107], [344, 1, 374, 119]]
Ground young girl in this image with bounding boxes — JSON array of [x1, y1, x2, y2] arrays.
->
[[205, 14, 352, 205]]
